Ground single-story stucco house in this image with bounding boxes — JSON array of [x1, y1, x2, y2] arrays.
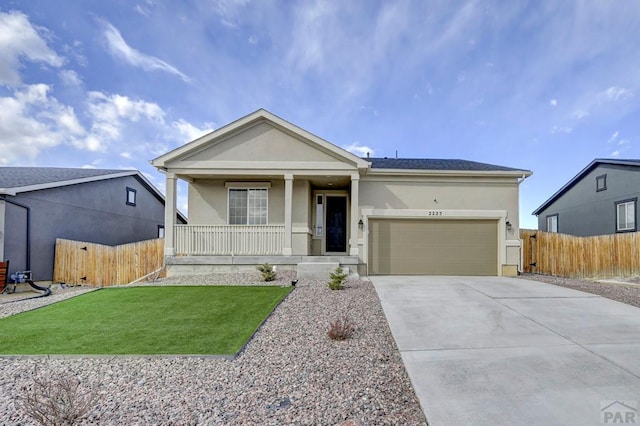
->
[[151, 109, 531, 277]]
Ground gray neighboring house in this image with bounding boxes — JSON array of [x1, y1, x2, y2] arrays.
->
[[533, 159, 640, 236], [0, 167, 186, 281]]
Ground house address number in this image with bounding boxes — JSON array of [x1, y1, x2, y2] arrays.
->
[[427, 211, 443, 216]]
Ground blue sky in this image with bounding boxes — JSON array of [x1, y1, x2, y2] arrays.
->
[[1, 0, 639, 229]]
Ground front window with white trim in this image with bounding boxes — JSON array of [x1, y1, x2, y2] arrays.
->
[[616, 199, 636, 232], [546, 214, 558, 233], [228, 188, 268, 225]]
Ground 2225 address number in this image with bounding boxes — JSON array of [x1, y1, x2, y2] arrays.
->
[[427, 211, 443, 216]]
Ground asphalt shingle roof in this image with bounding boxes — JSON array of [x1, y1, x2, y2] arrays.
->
[[366, 157, 527, 172], [0, 167, 127, 190]]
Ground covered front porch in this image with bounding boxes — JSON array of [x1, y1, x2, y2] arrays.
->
[[163, 172, 363, 258], [152, 109, 371, 275]]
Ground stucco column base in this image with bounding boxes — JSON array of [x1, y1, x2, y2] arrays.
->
[[349, 247, 359, 256], [282, 247, 293, 256]]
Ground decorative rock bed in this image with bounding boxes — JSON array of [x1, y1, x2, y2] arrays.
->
[[520, 273, 640, 308], [0, 272, 427, 425]]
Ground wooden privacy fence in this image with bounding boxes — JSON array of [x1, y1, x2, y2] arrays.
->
[[53, 238, 164, 287], [521, 229, 640, 278]]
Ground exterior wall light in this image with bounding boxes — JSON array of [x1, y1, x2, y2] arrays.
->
[[506, 221, 513, 231], [358, 219, 364, 230]]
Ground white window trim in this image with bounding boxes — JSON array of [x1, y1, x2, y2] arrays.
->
[[227, 187, 269, 225], [225, 182, 272, 189], [126, 187, 137, 206], [616, 200, 636, 232], [546, 215, 558, 233]]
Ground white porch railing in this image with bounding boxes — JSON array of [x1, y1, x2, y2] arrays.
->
[[174, 225, 285, 255]]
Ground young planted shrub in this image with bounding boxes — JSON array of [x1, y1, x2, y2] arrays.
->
[[18, 369, 101, 426], [257, 263, 277, 282], [327, 315, 356, 341], [328, 266, 348, 290]]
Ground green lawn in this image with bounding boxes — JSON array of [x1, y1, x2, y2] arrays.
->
[[0, 286, 291, 355]]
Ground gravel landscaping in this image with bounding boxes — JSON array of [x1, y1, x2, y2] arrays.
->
[[0, 286, 95, 319], [0, 272, 427, 425], [519, 273, 640, 308]]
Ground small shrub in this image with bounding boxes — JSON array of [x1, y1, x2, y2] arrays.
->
[[327, 315, 356, 341], [257, 263, 277, 282], [328, 266, 348, 290], [17, 369, 101, 426]]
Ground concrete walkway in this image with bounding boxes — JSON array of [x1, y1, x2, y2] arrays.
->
[[372, 276, 640, 426]]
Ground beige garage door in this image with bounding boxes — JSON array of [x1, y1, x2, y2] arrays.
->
[[368, 219, 498, 275]]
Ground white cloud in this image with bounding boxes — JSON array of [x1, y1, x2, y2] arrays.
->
[[343, 142, 375, 158], [120, 151, 133, 159], [0, 84, 83, 164], [101, 21, 190, 83], [607, 131, 619, 144], [58, 69, 83, 87], [572, 110, 590, 120], [571, 86, 634, 123], [135, 4, 151, 17], [212, 0, 252, 27], [62, 40, 87, 67], [551, 125, 573, 134], [549, 99, 558, 107], [80, 91, 166, 151], [611, 150, 620, 158], [248, 35, 258, 44], [601, 86, 632, 102], [0, 11, 64, 85], [172, 119, 214, 141]]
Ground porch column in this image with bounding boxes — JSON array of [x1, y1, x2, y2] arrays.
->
[[164, 172, 177, 256], [349, 174, 360, 256], [283, 173, 293, 256]]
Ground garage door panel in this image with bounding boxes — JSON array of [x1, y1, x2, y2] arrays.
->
[[369, 219, 498, 275]]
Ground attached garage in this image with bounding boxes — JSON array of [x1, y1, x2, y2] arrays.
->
[[368, 218, 499, 275]]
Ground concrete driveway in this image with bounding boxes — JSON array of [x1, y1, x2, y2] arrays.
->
[[372, 276, 640, 426]]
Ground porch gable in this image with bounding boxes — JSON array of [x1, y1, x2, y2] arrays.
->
[[151, 109, 369, 172]]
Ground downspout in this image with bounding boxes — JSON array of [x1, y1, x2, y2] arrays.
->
[[0, 196, 31, 271]]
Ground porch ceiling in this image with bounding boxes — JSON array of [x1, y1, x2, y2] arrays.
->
[[176, 173, 353, 188]]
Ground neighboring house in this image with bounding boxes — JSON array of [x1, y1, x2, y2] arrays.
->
[[533, 159, 640, 236], [0, 168, 187, 281], [152, 109, 531, 276]]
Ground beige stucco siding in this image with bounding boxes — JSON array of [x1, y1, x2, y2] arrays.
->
[[359, 176, 521, 231], [182, 122, 345, 164], [187, 178, 310, 228], [188, 179, 226, 225], [360, 175, 522, 272], [187, 179, 285, 225]]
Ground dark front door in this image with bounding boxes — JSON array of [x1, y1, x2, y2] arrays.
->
[[326, 196, 347, 253]]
